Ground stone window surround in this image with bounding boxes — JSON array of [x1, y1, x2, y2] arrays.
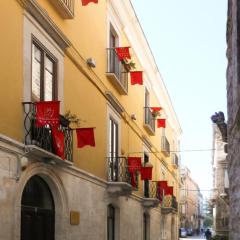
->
[[23, 13, 64, 112], [13, 162, 69, 240]]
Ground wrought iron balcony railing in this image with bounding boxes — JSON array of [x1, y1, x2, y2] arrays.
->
[[161, 136, 170, 156], [23, 102, 73, 162], [106, 48, 128, 94], [49, 0, 75, 19], [162, 195, 178, 211], [144, 107, 155, 135], [144, 181, 159, 199], [107, 156, 131, 184], [172, 153, 179, 167]]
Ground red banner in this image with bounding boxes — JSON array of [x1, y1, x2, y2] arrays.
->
[[165, 186, 173, 196], [128, 157, 142, 173], [51, 127, 65, 159], [76, 128, 95, 148], [157, 119, 166, 128], [151, 107, 162, 112], [35, 101, 60, 127], [157, 180, 168, 200], [130, 71, 143, 85], [140, 166, 153, 180], [130, 172, 137, 188], [81, 0, 98, 6], [115, 47, 131, 61]]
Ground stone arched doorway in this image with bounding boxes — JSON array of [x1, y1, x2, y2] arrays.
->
[[21, 175, 55, 240]]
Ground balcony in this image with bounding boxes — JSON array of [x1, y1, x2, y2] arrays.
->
[[23, 102, 73, 165], [144, 107, 155, 135], [49, 0, 74, 19], [142, 181, 160, 208], [161, 195, 178, 214], [106, 48, 128, 95], [161, 136, 170, 157], [107, 156, 132, 196], [172, 153, 179, 169]]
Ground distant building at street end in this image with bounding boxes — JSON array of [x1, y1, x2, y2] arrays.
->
[[210, 115, 229, 237], [180, 167, 203, 234], [226, 1, 240, 239]]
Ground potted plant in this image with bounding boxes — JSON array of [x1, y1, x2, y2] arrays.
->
[[60, 110, 82, 128], [121, 59, 136, 72], [151, 110, 161, 118]]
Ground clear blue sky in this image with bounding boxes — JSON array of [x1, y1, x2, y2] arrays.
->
[[132, 0, 228, 196]]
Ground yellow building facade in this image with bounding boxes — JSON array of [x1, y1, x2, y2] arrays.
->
[[0, 0, 182, 239]]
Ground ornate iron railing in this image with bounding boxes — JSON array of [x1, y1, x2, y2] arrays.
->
[[22, 102, 73, 162], [162, 195, 178, 210], [107, 156, 131, 184], [161, 136, 170, 156], [144, 181, 158, 198], [106, 48, 128, 92], [144, 107, 156, 133]]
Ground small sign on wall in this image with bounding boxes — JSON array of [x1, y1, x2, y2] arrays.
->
[[70, 211, 80, 225]]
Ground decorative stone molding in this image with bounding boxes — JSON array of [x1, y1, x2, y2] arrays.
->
[[105, 91, 125, 115], [19, 0, 71, 50]]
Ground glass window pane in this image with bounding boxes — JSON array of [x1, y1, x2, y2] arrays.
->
[[32, 44, 41, 101], [44, 69, 53, 101], [45, 57, 53, 73], [109, 119, 112, 157]]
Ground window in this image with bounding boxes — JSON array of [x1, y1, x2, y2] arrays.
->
[[145, 88, 150, 108], [108, 117, 119, 181], [107, 24, 128, 94], [107, 204, 115, 240], [144, 153, 149, 198], [109, 25, 119, 76], [144, 88, 155, 134], [109, 117, 119, 159], [32, 41, 57, 101], [143, 213, 150, 240]]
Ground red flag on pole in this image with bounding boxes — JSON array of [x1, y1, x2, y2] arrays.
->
[[76, 128, 95, 148], [130, 71, 143, 85], [157, 119, 166, 128], [151, 107, 162, 112], [51, 127, 65, 159], [81, 0, 98, 6], [115, 47, 131, 61], [127, 157, 142, 173], [140, 166, 153, 180], [35, 101, 60, 127]]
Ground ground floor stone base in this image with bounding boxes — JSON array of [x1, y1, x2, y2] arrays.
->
[[0, 135, 179, 240]]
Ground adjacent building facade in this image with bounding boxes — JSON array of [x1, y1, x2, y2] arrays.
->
[[0, 0, 182, 239], [180, 167, 203, 234], [226, 0, 240, 239], [210, 120, 229, 237]]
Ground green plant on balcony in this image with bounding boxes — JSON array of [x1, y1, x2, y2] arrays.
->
[[121, 59, 136, 72], [151, 110, 161, 118], [60, 110, 83, 127]]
